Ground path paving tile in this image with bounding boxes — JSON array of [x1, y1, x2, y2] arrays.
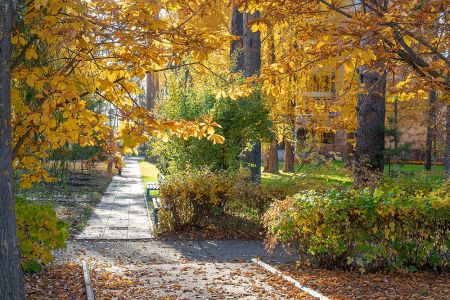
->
[[77, 157, 152, 240]]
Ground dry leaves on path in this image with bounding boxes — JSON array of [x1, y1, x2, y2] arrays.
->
[[24, 263, 86, 300]]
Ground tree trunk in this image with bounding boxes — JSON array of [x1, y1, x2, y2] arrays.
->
[[243, 11, 262, 182], [243, 12, 261, 78], [392, 97, 400, 174], [343, 134, 354, 168], [265, 139, 278, 173], [262, 143, 269, 172], [354, 66, 386, 186], [230, 0, 244, 73], [283, 140, 295, 172], [145, 72, 158, 111], [445, 103, 450, 178], [424, 90, 437, 170], [0, 1, 26, 298]]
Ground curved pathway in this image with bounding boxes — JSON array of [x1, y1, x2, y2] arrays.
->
[[77, 157, 152, 240]]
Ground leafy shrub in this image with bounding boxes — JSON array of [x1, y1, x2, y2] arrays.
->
[[159, 168, 233, 229], [16, 199, 69, 272], [159, 168, 283, 231], [264, 178, 449, 271]]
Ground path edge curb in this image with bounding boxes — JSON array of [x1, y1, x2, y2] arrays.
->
[[82, 260, 95, 300], [251, 258, 329, 300]]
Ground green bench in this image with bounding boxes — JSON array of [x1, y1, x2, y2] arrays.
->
[[146, 174, 165, 227]]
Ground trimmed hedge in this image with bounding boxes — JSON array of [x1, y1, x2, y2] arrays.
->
[[264, 178, 449, 271], [158, 168, 294, 231]]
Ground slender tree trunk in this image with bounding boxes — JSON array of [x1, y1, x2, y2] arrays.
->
[[392, 97, 400, 174], [243, 11, 262, 182], [145, 72, 159, 111], [283, 139, 295, 172], [264, 30, 278, 174], [262, 143, 269, 172], [445, 103, 450, 178], [354, 66, 386, 186], [0, 1, 26, 298], [424, 90, 437, 170], [230, 0, 244, 73]]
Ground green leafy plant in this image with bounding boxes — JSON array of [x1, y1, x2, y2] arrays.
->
[[264, 177, 449, 271], [15, 199, 69, 272], [150, 70, 272, 174]]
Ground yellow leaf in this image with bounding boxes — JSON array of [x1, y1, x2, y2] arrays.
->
[[208, 134, 225, 145]]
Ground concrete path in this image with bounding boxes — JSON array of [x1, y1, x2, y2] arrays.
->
[[55, 240, 299, 299], [77, 157, 152, 240]]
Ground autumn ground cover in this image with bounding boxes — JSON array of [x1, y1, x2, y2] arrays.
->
[[276, 264, 449, 300], [2, 0, 449, 298], [17, 162, 113, 236]]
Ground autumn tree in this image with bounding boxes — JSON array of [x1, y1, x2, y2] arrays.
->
[[2, 0, 227, 296], [0, 0, 26, 298], [238, 0, 448, 184]]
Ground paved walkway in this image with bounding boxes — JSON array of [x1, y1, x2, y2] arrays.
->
[[55, 240, 299, 299], [77, 157, 152, 240]]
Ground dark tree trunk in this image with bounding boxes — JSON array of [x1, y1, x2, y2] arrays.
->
[[243, 12, 261, 78], [283, 140, 295, 172], [424, 90, 437, 170], [243, 11, 262, 182], [354, 66, 386, 186], [230, 0, 244, 73], [445, 103, 450, 178], [262, 144, 269, 172], [145, 72, 158, 111], [265, 139, 278, 173], [0, 1, 26, 298]]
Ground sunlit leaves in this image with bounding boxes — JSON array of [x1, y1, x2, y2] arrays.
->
[[11, 0, 229, 188]]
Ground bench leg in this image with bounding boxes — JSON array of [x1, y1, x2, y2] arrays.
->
[[153, 208, 159, 228]]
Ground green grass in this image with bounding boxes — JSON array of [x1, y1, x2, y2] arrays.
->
[[138, 159, 160, 198], [138, 159, 159, 182], [262, 160, 446, 191], [138, 158, 445, 198]]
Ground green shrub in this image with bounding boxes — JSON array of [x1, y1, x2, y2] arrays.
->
[[264, 178, 449, 271], [16, 199, 69, 272]]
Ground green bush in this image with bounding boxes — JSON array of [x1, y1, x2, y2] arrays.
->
[[264, 178, 449, 271], [16, 199, 68, 272]]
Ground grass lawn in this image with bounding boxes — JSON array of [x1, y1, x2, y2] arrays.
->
[[262, 160, 446, 190], [138, 159, 159, 183], [139, 158, 445, 199], [138, 159, 160, 198]]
